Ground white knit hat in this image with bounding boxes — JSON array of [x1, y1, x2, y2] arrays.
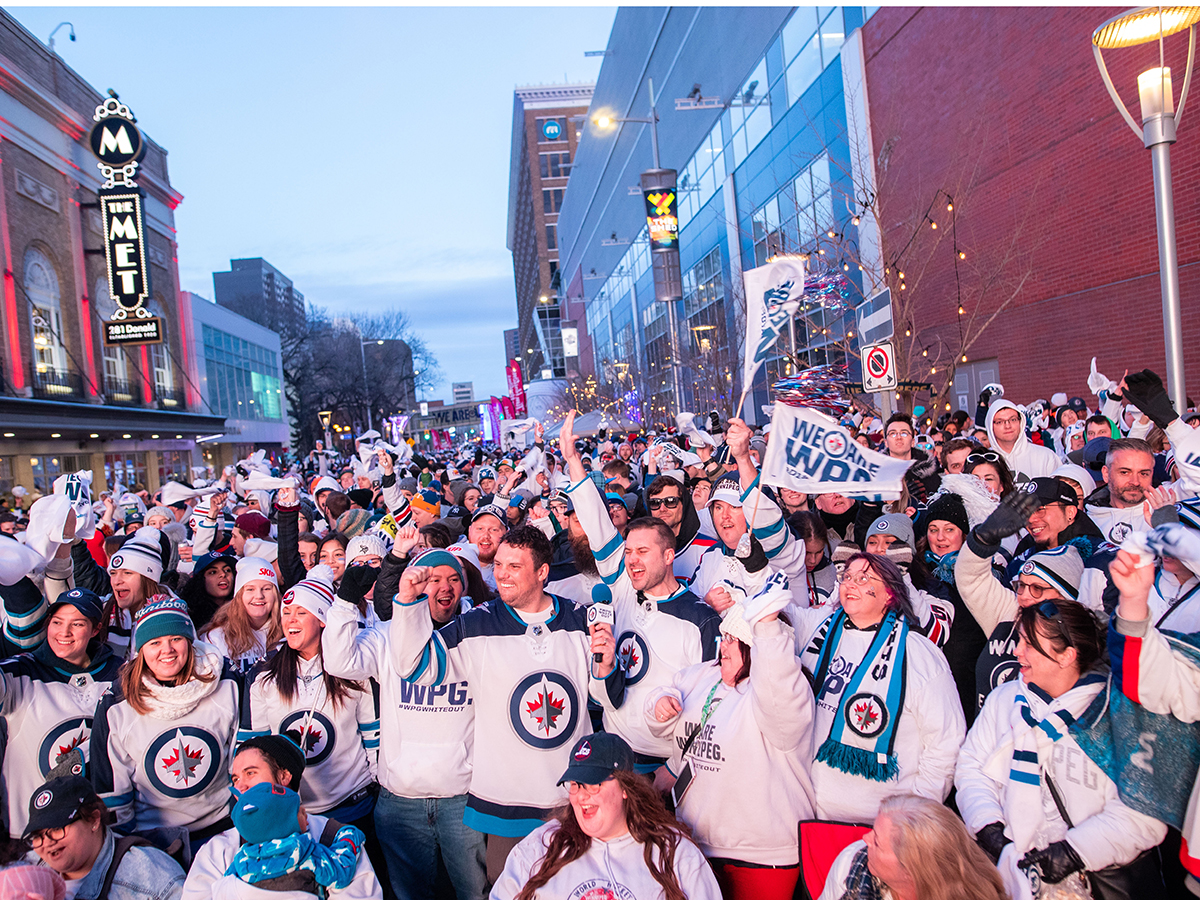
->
[[346, 534, 386, 563], [107, 526, 165, 581], [243, 538, 279, 562], [281, 564, 336, 624], [235, 556, 278, 594]]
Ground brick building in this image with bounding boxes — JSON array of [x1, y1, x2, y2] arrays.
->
[[0, 10, 223, 495], [858, 6, 1200, 411], [506, 83, 593, 383]]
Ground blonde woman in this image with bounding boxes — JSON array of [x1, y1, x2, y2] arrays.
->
[[90, 597, 241, 845], [199, 557, 282, 673], [819, 794, 1007, 900]]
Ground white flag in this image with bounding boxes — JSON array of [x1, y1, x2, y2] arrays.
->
[[741, 257, 806, 399], [761, 405, 913, 501]]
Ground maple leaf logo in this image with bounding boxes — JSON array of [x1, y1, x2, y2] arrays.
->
[[853, 700, 880, 730], [619, 643, 640, 672], [57, 732, 85, 760], [299, 725, 323, 753], [525, 686, 565, 736], [160, 733, 204, 785]]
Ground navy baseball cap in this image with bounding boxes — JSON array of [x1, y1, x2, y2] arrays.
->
[[1082, 436, 1112, 473], [557, 733, 635, 786], [49, 587, 104, 623]]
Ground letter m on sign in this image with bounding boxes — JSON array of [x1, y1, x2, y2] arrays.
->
[[98, 126, 134, 157], [109, 216, 138, 240]]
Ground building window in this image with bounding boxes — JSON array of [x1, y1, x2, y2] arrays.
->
[[150, 330, 174, 399], [539, 152, 571, 179], [536, 117, 567, 143], [542, 189, 564, 215], [545, 223, 557, 250], [104, 451, 147, 492], [202, 324, 283, 421], [31, 453, 90, 494], [159, 449, 192, 484], [794, 153, 834, 244], [782, 7, 845, 108], [95, 279, 132, 397], [24, 247, 66, 375], [752, 195, 787, 267]]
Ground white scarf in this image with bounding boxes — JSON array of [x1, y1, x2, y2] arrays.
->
[[139, 642, 224, 720]]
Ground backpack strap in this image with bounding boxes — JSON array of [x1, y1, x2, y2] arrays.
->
[[319, 817, 344, 846], [96, 836, 154, 900]]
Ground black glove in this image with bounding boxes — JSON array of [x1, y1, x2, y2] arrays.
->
[[1122, 368, 1178, 429], [1020, 840, 1084, 885], [971, 487, 1041, 548], [979, 385, 1002, 408], [709, 411, 722, 434], [338, 563, 379, 605], [975, 822, 1011, 865]]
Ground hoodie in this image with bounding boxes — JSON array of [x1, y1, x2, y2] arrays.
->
[[984, 400, 1060, 481]]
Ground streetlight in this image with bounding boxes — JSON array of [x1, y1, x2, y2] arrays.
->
[[1092, 6, 1200, 411], [318, 410, 333, 449], [359, 338, 385, 433]]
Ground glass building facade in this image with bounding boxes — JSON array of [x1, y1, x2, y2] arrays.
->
[[201, 324, 283, 421], [558, 6, 879, 424]]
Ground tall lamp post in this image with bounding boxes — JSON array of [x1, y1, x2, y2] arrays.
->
[[1093, 6, 1200, 411], [593, 78, 687, 417]]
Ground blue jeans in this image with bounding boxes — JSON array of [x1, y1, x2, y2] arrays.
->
[[374, 789, 488, 900]]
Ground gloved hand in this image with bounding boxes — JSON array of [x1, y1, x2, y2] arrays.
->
[[975, 821, 1011, 865], [338, 563, 379, 605], [972, 487, 1040, 547], [1145, 523, 1200, 575], [1122, 368, 1178, 429], [1087, 357, 1120, 397], [979, 383, 1004, 408], [1020, 840, 1085, 884]]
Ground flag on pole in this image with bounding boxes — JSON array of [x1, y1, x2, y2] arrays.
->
[[761, 404, 913, 501], [740, 257, 806, 406]]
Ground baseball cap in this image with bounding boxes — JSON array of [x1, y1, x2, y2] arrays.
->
[[471, 503, 509, 528], [706, 475, 743, 508], [24, 775, 96, 838], [1022, 477, 1079, 508], [48, 587, 104, 624], [1082, 437, 1112, 473], [1066, 396, 1088, 415], [557, 732, 636, 786]]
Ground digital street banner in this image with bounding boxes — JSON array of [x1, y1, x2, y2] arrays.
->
[[761, 404, 913, 501]]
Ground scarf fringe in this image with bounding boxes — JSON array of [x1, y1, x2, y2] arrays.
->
[[816, 737, 899, 783]]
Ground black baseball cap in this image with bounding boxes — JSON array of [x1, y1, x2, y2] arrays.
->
[[24, 775, 96, 838], [557, 732, 635, 786], [1022, 477, 1079, 508], [48, 587, 104, 624]]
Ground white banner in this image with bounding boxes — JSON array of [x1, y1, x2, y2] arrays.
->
[[761, 405, 913, 501], [741, 257, 806, 398]]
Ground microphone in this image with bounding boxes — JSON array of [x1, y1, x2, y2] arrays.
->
[[587, 583, 615, 664]]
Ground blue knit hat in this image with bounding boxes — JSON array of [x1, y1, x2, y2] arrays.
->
[[230, 782, 300, 845], [415, 549, 464, 582], [132, 596, 195, 654]]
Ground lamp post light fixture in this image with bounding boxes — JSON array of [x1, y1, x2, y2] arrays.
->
[[318, 410, 333, 449], [1093, 6, 1200, 411]]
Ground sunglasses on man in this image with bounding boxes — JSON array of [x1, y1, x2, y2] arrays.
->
[[647, 496, 681, 510]]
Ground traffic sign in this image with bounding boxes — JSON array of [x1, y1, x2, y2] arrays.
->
[[856, 288, 893, 346], [862, 340, 897, 393]]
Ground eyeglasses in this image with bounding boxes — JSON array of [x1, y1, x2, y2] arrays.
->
[[837, 568, 884, 599], [887, 429, 913, 438], [966, 452, 1000, 465], [1014, 579, 1056, 600], [566, 778, 612, 794], [28, 821, 75, 847], [647, 496, 681, 510]]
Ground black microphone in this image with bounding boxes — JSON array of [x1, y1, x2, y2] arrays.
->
[[587, 583, 615, 664]]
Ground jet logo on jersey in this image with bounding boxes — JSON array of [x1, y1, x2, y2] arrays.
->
[[616, 632, 650, 685], [509, 671, 580, 749], [145, 726, 221, 798], [39, 719, 92, 776], [845, 692, 889, 739], [280, 710, 336, 766]]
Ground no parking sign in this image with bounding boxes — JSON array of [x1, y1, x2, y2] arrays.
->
[[862, 340, 897, 392]]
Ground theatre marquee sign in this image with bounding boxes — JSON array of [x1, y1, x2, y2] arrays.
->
[[88, 97, 161, 347]]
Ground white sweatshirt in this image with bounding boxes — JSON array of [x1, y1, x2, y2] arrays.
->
[[647, 618, 816, 866], [793, 606, 966, 823], [985, 401, 1061, 481], [388, 591, 592, 837], [955, 678, 1166, 870], [241, 652, 379, 814], [564, 475, 722, 759], [322, 599, 473, 799], [183, 812, 384, 900], [492, 820, 722, 900]]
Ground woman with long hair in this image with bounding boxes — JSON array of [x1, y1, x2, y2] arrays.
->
[[819, 793, 1007, 900], [963, 452, 1015, 500], [199, 557, 282, 673], [242, 564, 383, 885], [650, 573, 815, 900], [71, 526, 171, 656], [90, 596, 241, 844], [790, 553, 965, 825], [492, 732, 720, 900], [788, 510, 837, 607], [956, 600, 1167, 899], [177, 551, 236, 630]]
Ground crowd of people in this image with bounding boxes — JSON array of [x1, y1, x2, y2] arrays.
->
[[0, 364, 1197, 900]]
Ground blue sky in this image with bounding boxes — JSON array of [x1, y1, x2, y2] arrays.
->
[[9, 6, 615, 401]]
